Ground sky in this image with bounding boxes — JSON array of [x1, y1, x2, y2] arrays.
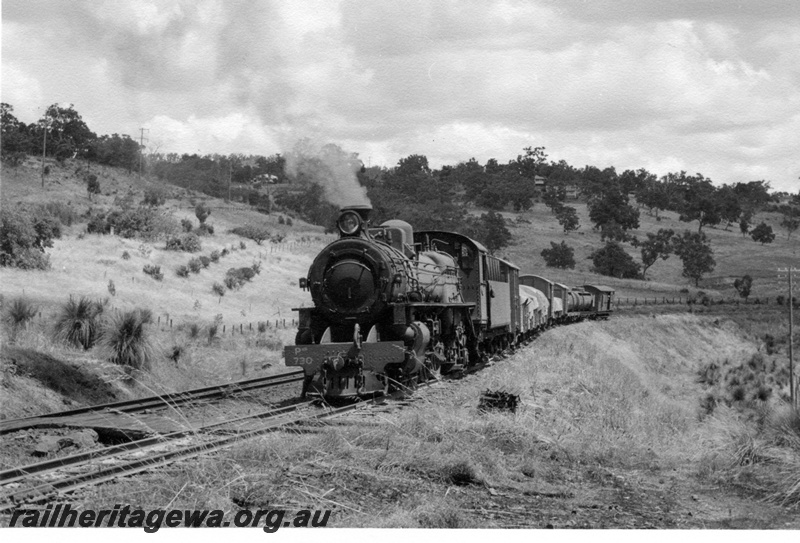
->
[[2, 0, 799, 192]]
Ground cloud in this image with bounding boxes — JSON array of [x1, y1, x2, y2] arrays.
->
[[2, 0, 798, 191]]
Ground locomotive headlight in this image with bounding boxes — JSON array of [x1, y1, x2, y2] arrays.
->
[[337, 211, 361, 236]]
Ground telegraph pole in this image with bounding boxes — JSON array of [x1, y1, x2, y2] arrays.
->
[[778, 267, 798, 407], [138, 128, 149, 180], [40, 115, 49, 188]]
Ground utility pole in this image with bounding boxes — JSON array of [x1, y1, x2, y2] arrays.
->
[[138, 128, 149, 181], [778, 267, 798, 408], [40, 114, 49, 188]]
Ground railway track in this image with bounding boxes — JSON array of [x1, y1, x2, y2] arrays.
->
[[0, 394, 397, 512], [0, 350, 508, 513], [0, 370, 305, 435]]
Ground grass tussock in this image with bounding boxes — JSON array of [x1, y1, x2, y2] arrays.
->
[[54, 295, 105, 350], [101, 308, 158, 371], [3, 297, 38, 342]]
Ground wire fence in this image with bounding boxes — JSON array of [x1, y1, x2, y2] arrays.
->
[[615, 296, 797, 307]]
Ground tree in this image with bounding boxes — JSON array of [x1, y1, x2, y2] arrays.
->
[[750, 222, 775, 245], [590, 241, 641, 279], [779, 205, 800, 239], [555, 205, 580, 233], [733, 275, 753, 301], [86, 174, 100, 201], [673, 231, 715, 286], [739, 214, 751, 238], [637, 228, 674, 280], [540, 241, 575, 269], [588, 186, 640, 241], [472, 211, 511, 254], [195, 203, 211, 225], [676, 174, 721, 232], [36, 103, 95, 161], [1, 103, 32, 164]]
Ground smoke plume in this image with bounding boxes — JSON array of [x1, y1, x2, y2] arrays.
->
[[283, 138, 370, 208]]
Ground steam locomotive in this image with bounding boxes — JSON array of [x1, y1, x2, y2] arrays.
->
[[284, 205, 614, 398]]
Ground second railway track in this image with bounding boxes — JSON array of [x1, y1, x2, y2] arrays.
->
[[0, 370, 305, 435]]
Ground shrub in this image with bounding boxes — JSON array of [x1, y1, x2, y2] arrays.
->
[[87, 174, 100, 197], [181, 219, 193, 232], [195, 203, 211, 225], [87, 212, 109, 234], [39, 202, 79, 226], [102, 309, 156, 371], [209, 250, 220, 263], [199, 255, 211, 268], [590, 241, 641, 279], [540, 241, 575, 269], [278, 216, 285, 225], [270, 233, 285, 243], [187, 258, 202, 274], [286, 217, 293, 227], [231, 224, 270, 245], [188, 322, 200, 338], [142, 187, 166, 207], [240, 240, 246, 250], [251, 261, 261, 275], [108, 279, 116, 296], [143, 264, 164, 281], [224, 266, 257, 291], [257, 321, 267, 333], [176, 265, 190, 278], [221, 248, 229, 257], [165, 233, 202, 253], [212, 282, 225, 296], [4, 297, 38, 342], [197, 223, 214, 236], [121, 251, 131, 260], [0, 208, 60, 270], [54, 295, 104, 350]]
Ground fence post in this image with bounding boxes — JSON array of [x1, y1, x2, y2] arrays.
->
[[223, 325, 226, 333], [240, 323, 243, 333]]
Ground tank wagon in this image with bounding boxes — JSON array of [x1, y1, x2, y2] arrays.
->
[[285, 206, 615, 399]]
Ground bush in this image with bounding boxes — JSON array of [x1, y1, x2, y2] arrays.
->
[[195, 203, 211, 225], [1, 208, 60, 270], [540, 241, 575, 269], [54, 295, 104, 350], [221, 248, 229, 257], [231, 224, 270, 245], [108, 279, 116, 296], [87, 174, 100, 197], [176, 265, 190, 278], [102, 309, 156, 371], [199, 255, 211, 268], [209, 250, 220, 263], [121, 251, 131, 260], [165, 233, 202, 253], [278, 216, 285, 225], [39, 202, 79, 227], [87, 212, 109, 234], [143, 264, 164, 281], [197, 223, 214, 236], [187, 258, 202, 274], [224, 266, 258, 291], [181, 219, 193, 232], [212, 282, 225, 296], [240, 241, 246, 250], [142, 187, 167, 207], [590, 241, 641, 279]]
